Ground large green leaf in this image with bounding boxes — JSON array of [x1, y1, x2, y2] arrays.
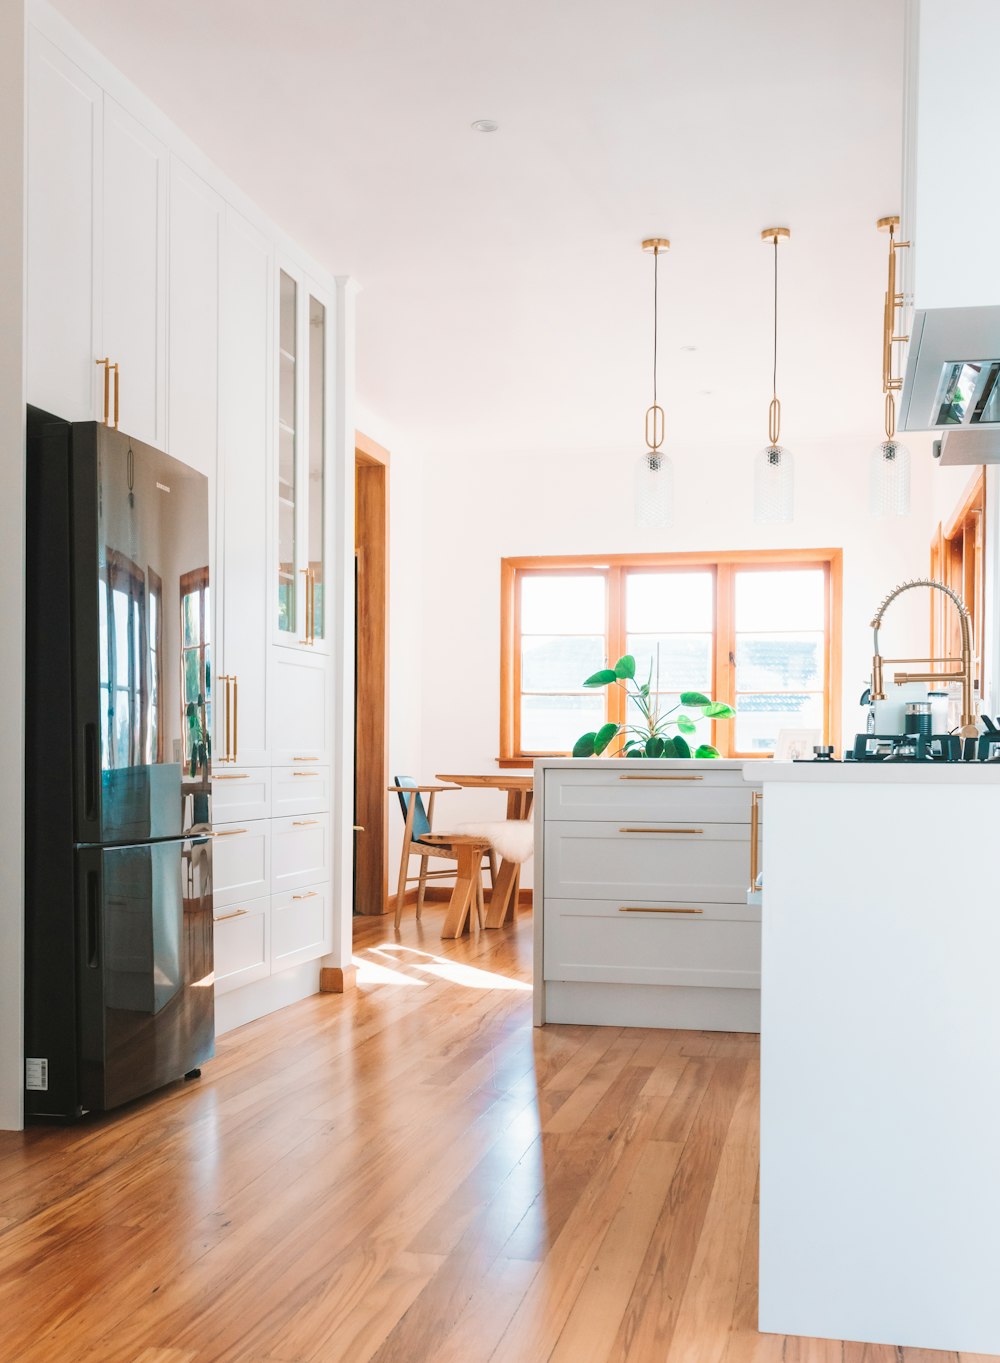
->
[[701, 701, 736, 719], [572, 732, 597, 757], [626, 748, 643, 758], [593, 722, 620, 756], [614, 654, 636, 680], [680, 691, 710, 706], [676, 714, 697, 735], [695, 744, 721, 759], [583, 669, 617, 688], [645, 735, 665, 758], [672, 734, 692, 759], [659, 737, 678, 758]]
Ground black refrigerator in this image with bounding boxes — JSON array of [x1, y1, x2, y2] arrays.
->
[[25, 407, 215, 1121]]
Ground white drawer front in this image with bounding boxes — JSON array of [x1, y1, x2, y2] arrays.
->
[[545, 767, 752, 823], [214, 895, 269, 995], [271, 883, 330, 973], [271, 652, 331, 765], [544, 821, 754, 904], [271, 814, 330, 894], [212, 819, 271, 908], [211, 767, 270, 824], [271, 765, 331, 819], [544, 897, 761, 989]]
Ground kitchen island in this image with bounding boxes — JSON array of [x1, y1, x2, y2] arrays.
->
[[753, 761, 1000, 1355]]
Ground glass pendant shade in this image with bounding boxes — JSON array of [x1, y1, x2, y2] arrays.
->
[[870, 438, 911, 516], [754, 444, 794, 524], [634, 449, 673, 528]]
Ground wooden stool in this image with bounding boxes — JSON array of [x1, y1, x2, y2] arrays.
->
[[420, 834, 491, 938]]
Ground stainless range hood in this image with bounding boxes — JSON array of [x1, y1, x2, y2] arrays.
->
[[900, 305, 1000, 463]]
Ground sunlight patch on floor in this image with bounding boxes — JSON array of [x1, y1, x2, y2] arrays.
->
[[374, 942, 531, 992], [352, 952, 428, 987]]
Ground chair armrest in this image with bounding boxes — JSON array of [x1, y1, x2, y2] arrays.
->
[[386, 784, 461, 794]]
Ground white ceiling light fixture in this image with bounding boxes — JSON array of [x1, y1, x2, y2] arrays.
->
[[754, 227, 794, 524], [870, 215, 912, 517], [634, 237, 674, 529], [470, 118, 499, 133]]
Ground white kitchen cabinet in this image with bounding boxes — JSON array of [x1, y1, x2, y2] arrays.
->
[[166, 158, 221, 479], [101, 96, 167, 448], [270, 814, 330, 895], [211, 767, 270, 824], [270, 765, 331, 819], [214, 895, 270, 995], [270, 883, 330, 973], [212, 819, 271, 909], [26, 29, 102, 422], [270, 648, 332, 766], [217, 207, 272, 767], [535, 759, 761, 1032]]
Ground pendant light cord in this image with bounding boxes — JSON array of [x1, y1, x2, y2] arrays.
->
[[652, 246, 659, 409], [772, 236, 778, 403]]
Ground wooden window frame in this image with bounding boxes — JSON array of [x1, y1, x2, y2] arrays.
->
[[180, 566, 210, 765], [931, 467, 986, 694], [500, 548, 843, 764], [103, 549, 147, 769]]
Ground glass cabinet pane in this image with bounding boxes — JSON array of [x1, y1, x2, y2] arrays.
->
[[277, 270, 298, 635], [307, 295, 326, 640]]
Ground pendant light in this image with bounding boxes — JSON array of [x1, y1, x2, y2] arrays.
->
[[870, 215, 911, 517], [754, 227, 793, 524], [634, 237, 673, 529]]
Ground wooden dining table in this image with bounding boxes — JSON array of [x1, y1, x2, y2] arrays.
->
[[435, 773, 534, 933]]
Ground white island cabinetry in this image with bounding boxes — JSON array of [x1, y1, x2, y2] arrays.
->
[[534, 759, 762, 1032]]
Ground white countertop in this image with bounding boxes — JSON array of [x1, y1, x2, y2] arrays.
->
[[745, 759, 1000, 784]]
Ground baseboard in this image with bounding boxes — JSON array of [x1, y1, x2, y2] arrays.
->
[[319, 965, 357, 993], [358, 886, 534, 917]]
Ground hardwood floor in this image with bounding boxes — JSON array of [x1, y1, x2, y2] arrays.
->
[[0, 905, 992, 1363]]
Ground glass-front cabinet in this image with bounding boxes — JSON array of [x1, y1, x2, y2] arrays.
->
[[275, 264, 331, 652]]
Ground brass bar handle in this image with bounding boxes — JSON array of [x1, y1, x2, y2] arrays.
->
[[749, 790, 762, 894], [111, 362, 119, 429], [619, 827, 704, 835], [96, 358, 110, 424], [211, 827, 248, 838], [618, 774, 703, 782], [299, 568, 312, 644], [292, 891, 319, 901], [217, 674, 232, 763], [214, 908, 249, 922], [232, 676, 238, 762], [292, 756, 319, 763], [292, 819, 319, 827], [213, 772, 249, 781], [619, 906, 703, 915], [309, 569, 317, 643], [291, 771, 318, 778]]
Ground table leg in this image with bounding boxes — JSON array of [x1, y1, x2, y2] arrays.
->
[[485, 857, 518, 928], [441, 843, 479, 939]]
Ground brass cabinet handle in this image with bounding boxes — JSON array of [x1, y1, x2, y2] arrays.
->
[[211, 827, 248, 837], [291, 771, 318, 778], [749, 789, 763, 893], [618, 773, 703, 781], [214, 907, 248, 922], [213, 772, 249, 781], [291, 890, 319, 901], [292, 756, 319, 763], [217, 674, 232, 763], [232, 676, 239, 762], [310, 569, 318, 641], [111, 361, 119, 429], [299, 569, 316, 645], [292, 819, 319, 827], [619, 827, 704, 835], [96, 357, 110, 423], [618, 906, 704, 915]]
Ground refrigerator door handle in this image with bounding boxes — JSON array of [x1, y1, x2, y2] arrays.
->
[[84, 723, 99, 822], [85, 868, 100, 969]]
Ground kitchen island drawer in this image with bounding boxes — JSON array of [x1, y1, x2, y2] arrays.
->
[[214, 895, 269, 995], [544, 897, 761, 989], [544, 766, 752, 824], [212, 819, 270, 908], [270, 813, 330, 894], [270, 882, 330, 973], [271, 764, 331, 819], [211, 767, 270, 824], [544, 820, 755, 904]]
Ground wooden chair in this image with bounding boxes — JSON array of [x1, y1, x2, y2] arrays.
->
[[389, 777, 497, 929]]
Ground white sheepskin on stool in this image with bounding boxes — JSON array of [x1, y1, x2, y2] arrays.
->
[[456, 820, 534, 864]]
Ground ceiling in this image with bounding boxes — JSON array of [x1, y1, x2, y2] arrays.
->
[[50, 0, 907, 458]]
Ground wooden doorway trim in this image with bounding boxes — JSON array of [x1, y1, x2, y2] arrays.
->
[[355, 431, 390, 915]]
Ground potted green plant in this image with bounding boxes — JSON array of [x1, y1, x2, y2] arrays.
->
[[185, 696, 211, 778], [572, 654, 735, 759]]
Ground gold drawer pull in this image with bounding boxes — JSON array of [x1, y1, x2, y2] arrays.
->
[[213, 773, 250, 781], [618, 773, 703, 781], [292, 756, 319, 762], [291, 891, 319, 901], [619, 906, 704, 915], [292, 819, 319, 827], [211, 827, 248, 837], [292, 771, 318, 778], [619, 827, 703, 835], [214, 908, 249, 922]]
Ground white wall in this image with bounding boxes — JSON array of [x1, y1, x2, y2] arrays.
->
[[417, 432, 942, 879], [0, 0, 26, 1130]]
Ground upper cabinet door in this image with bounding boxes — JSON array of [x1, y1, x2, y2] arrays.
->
[[102, 97, 167, 448], [26, 30, 102, 422], [167, 158, 221, 478]]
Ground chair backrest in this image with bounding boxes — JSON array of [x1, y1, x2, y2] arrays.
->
[[392, 775, 431, 841]]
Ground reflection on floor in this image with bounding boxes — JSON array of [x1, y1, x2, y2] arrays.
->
[[0, 905, 967, 1361]]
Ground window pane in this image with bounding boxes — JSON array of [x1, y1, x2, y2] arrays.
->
[[522, 635, 605, 691], [184, 649, 201, 705], [521, 575, 604, 635], [113, 591, 129, 686], [202, 586, 211, 645], [736, 570, 824, 632], [520, 693, 605, 752], [736, 633, 824, 691], [182, 592, 200, 647], [626, 571, 713, 633], [627, 634, 712, 692], [734, 693, 824, 753], [627, 693, 712, 750]]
